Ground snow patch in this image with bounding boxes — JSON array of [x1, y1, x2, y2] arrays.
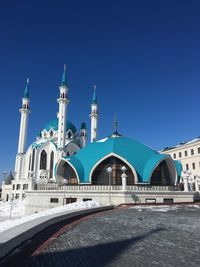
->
[[0, 200, 101, 233], [132, 205, 179, 212]]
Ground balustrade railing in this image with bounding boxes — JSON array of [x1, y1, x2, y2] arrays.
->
[[35, 183, 180, 192]]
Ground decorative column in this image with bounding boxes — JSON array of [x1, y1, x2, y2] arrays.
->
[[182, 171, 189, 192], [194, 175, 200, 192], [121, 166, 127, 191]]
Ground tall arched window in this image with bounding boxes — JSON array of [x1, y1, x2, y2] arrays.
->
[[91, 156, 135, 185], [29, 155, 32, 171], [49, 151, 54, 178], [40, 150, 47, 170], [31, 149, 35, 171]]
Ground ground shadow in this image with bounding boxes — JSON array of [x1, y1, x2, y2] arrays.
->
[[30, 227, 165, 267]]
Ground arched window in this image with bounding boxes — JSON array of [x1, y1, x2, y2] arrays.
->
[[50, 130, 53, 137], [29, 155, 32, 171], [68, 131, 72, 139], [16, 184, 21, 190], [91, 156, 135, 185], [40, 150, 47, 170], [49, 151, 54, 178], [31, 149, 35, 171]]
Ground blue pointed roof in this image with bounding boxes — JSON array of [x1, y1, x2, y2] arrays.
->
[[60, 136, 180, 183], [81, 122, 86, 129], [4, 172, 14, 185], [92, 85, 97, 104], [61, 64, 67, 86], [23, 78, 30, 99]]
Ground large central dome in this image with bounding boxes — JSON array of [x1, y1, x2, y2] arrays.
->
[[56, 136, 182, 184], [44, 119, 77, 133]]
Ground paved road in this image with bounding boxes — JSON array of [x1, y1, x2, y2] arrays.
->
[[28, 205, 200, 267]]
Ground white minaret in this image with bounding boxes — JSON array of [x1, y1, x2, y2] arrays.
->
[[80, 122, 87, 148], [89, 85, 99, 142], [15, 79, 31, 180], [18, 78, 31, 154], [57, 64, 69, 154]]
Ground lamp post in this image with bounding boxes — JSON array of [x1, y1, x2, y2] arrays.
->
[[9, 196, 14, 219], [121, 166, 127, 191], [63, 178, 67, 205], [107, 167, 112, 205]]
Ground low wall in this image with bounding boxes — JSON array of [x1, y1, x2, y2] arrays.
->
[[0, 205, 113, 260], [24, 190, 200, 215]]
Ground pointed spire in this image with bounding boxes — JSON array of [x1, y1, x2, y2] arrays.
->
[[92, 84, 97, 104], [110, 114, 121, 138], [113, 113, 118, 134], [61, 64, 67, 86], [24, 78, 30, 99]]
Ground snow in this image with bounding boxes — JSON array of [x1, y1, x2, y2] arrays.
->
[[132, 205, 179, 212], [0, 200, 25, 218], [0, 200, 101, 233]]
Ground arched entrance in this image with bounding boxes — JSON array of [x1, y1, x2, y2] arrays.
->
[[150, 159, 176, 185], [56, 160, 79, 185], [91, 156, 135, 185]]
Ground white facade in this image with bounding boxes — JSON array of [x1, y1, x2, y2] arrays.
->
[[1, 67, 91, 202], [161, 137, 200, 177]]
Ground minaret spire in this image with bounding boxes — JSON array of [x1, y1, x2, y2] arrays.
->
[[57, 65, 70, 154], [15, 79, 31, 180], [113, 114, 118, 134], [90, 84, 99, 142], [111, 114, 121, 138], [93, 84, 97, 104], [24, 78, 30, 99], [61, 64, 67, 86]]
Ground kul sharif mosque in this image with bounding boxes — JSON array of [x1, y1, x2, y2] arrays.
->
[[3, 65, 195, 214]]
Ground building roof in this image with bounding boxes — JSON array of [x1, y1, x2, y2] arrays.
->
[[62, 136, 175, 183], [162, 136, 200, 151], [44, 119, 77, 133]]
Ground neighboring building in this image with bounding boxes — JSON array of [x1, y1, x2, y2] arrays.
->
[[161, 138, 200, 177]]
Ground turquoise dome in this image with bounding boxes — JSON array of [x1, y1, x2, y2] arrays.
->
[[44, 119, 77, 133], [59, 136, 181, 183]]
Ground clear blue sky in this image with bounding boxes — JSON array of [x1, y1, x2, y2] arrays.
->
[[0, 0, 200, 179]]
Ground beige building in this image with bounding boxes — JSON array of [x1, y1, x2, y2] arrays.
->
[[161, 137, 200, 177]]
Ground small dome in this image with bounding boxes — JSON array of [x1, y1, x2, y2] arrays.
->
[[4, 172, 14, 185], [44, 119, 77, 133]]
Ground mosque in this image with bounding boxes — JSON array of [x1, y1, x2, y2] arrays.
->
[[1, 66, 199, 214]]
